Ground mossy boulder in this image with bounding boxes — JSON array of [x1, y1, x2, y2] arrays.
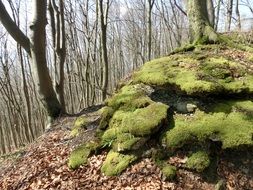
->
[[106, 84, 154, 111], [163, 100, 253, 150], [98, 106, 114, 130], [68, 43, 253, 179], [101, 151, 137, 176], [101, 102, 168, 150], [133, 51, 253, 96], [186, 151, 210, 172]]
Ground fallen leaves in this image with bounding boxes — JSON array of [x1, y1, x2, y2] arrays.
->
[[0, 116, 252, 190]]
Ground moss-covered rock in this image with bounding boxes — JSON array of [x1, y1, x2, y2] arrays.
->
[[71, 116, 88, 136], [133, 53, 253, 96], [155, 159, 177, 180], [161, 164, 177, 180], [106, 84, 154, 110], [111, 133, 147, 152], [102, 102, 168, 147], [68, 42, 253, 178], [98, 106, 115, 130], [68, 141, 99, 169], [101, 151, 137, 176], [186, 151, 210, 172], [164, 100, 253, 149]]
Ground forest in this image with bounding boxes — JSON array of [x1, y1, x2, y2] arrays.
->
[[0, 0, 253, 189]]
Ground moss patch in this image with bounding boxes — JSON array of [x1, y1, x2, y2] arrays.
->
[[186, 151, 210, 172], [161, 164, 177, 180], [106, 84, 154, 110], [111, 133, 147, 152], [133, 52, 253, 96], [164, 100, 253, 149], [68, 141, 99, 169], [99, 106, 115, 130], [102, 102, 168, 146], [101, 151, 137, 176], [71, 116, 88, 136], [155, 159, 176, 180]]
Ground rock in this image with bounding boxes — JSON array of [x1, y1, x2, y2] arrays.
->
[[175, 102, 197, 113]]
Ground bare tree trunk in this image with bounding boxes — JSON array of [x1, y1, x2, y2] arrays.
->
[[147, 0, 155, 61], [207, 0, 215, 28], [98, 0, 109, 100], [49, 0, 66, 113], [0, 0, 62, 120], [235, 0, 241, 31], [215, 0, 222, 31], [226, 0, 233, 32]]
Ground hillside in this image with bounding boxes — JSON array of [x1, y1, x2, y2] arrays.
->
[[1, 42, 253, 190]]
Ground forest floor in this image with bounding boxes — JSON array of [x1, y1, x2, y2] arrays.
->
[[0, 107, 253, 190]]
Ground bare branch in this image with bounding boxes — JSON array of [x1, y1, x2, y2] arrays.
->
[[0, 0, 30, 55]]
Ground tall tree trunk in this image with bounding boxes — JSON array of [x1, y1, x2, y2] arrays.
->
[[147, 0, 155, 61], [29, 0, 62, 119], [98, 0, 109, 100], [187, 0, 218, 43], [215, 0, 222, 31], [235, 0, 241, 31], [49, 0, 66, 113], [0, 0, 62, 120], [226, 0, 233, 32], [207, 0, 215, 28]]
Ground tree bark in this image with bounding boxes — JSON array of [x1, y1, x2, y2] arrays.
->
[[187, 0, 218, 44], [147, 0, 155, 61], [49, 0, 66, 113], [226, 0, 233, 32], [98, 0, 109, 100], [30, 0, 62, 119], [0, 0, 62, 119]]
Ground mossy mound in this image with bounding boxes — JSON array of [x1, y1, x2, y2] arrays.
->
[[186, 151, 210, 172], [68, 141, 100, 169], [133, 47, 253, 96], [101, 151, 137, 176], [155, 159, 177, 180], [71, 116, 88, 136], [68, 43, 253, 179], [164, 100, 253, 150], [98, 84, 168, 175]]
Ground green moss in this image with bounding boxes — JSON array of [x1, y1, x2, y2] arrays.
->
[[68, 141, 99, 169], [164, 102, 253, 149], [172, 44, 196, 54], [102, 103, 168, 142], [112, 133, 147, 152], [68, 144, 90, 169], [248, 55, 253, 62], [161, 165, 177, 180], [106, 84, 153, 110], [71, 116, 88, 136], [155, 159, 176, 180], [101, 102, 168, 150], [186, 151, 210, 172], [99, 106, 115, 130], [101, 151, 137, 176], [133, 52, 253, 96]]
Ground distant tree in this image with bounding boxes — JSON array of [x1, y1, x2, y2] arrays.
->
[[0, 0, 62, 120], [226, 0, 233, 32], [98, 0, 110, 100]]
